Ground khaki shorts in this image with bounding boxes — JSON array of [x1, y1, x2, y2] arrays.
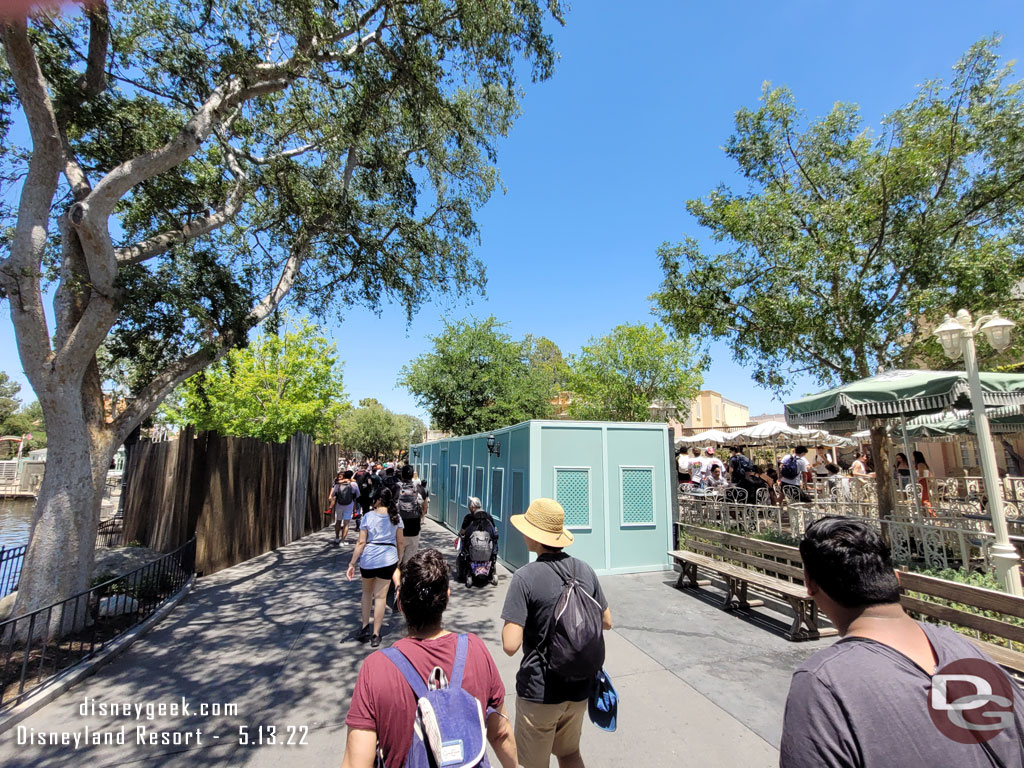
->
[[401, 534, 420, 565], [514, 697, 587, 768]]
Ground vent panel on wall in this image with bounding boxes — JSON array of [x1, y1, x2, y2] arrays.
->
[[555, 468, 590, 529], [620, 467, 655, 526]]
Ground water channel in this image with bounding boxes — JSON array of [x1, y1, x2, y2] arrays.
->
[[0, 498, 33, 550]]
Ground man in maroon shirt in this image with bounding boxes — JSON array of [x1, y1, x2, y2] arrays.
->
[[341, 549, 517, 768]]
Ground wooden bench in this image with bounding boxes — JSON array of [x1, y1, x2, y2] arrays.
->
[[897, 569, 1024, 675], [669, 523, 837, 642], [670, 523, 1024, 674]]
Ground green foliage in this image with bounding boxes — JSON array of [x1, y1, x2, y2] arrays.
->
[[399, 317, 556, 434], [566, 323, 702, 422], [1, 0, 566, 415], [653, 39, 1024, 393], [0, 372, 19, 425], [0, 373, 46, 456], [335, 400, 418, 459], [168, 317, 348, 443]]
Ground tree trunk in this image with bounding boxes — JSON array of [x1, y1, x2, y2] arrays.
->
[[870, 421, 894, 519], [13, 394, 112, 633]]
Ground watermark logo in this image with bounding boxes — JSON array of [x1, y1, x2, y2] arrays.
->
[[928, 659, 1014, 744]]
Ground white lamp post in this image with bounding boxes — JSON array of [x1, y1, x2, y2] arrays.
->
[[933, 309, 1022, 596]]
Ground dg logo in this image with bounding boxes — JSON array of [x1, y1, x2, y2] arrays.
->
[[928, 658, 1016, 744]]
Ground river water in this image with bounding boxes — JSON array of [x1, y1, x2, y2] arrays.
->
[[0, 498, 34, 550]]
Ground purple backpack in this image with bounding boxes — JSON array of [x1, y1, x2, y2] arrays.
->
[[381, 634, 490, 768]]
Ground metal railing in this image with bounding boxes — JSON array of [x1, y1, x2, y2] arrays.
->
[[0, 546, 25, 599], [96, 517, 124, 547], [0, 537, 195, 711]]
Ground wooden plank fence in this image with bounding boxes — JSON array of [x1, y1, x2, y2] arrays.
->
[[120, 428, 338, 575]]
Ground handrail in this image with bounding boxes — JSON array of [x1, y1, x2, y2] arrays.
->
[[0, 537, 196, 711]]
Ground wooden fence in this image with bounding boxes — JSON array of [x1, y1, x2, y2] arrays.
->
[[120, 428, 338, 575]]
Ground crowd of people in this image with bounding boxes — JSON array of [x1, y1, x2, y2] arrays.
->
[[338, 491, 611, 768], [675, 443, 898, 505], [329, 458, 1023, 768]]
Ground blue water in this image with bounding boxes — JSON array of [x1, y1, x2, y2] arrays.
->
[[0, 498, 33, 550]]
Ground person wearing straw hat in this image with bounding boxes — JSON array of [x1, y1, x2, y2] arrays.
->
[[500, 499, 612, 768]]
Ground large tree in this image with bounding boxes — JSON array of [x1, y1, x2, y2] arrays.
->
[[0, 0, 564, 615], [400, 317, 556, 434], [653, 39, 1024, 511], [336, 398, 414, 459], [566, 323, 702, 422], [168, 317, 348, 443]]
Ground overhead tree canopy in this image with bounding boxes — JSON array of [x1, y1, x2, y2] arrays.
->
[[400, 317, 556, 434], [565, 323, 702, 422], [0, 0, 565, 613], [653, 39, 1024, 392], [167, 317, 348, 443]]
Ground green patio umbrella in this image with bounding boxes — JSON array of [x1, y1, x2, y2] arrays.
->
[[785, 369, 1024, 428], [899, 406, 1024, 440], [785, 370, 1024, 518]]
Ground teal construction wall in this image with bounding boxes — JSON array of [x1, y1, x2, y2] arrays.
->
[[410, 420, 673, 576]]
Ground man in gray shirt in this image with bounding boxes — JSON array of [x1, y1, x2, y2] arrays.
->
[[501, 498, 612, 768], [781, 517, 1024, 767]]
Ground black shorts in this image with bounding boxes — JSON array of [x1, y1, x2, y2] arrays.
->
[[360, 563, 398, 581]]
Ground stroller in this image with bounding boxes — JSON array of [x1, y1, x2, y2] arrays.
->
[[456, 508, 498, 588]]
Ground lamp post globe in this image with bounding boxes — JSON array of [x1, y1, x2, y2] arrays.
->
[[980, 311, 1016, 353], [932, 314, 966, 360]]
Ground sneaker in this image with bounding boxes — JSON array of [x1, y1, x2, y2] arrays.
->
[[332, 539, 340, 547], [370, 634, 381, 648]]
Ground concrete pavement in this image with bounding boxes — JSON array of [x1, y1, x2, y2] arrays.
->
[[0, 519, 834, 767]]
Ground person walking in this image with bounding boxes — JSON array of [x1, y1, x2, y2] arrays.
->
[[780, 445, 813, 502], [346, 488, 405, 648], [330, 470, 359, 547], [394, 464, 430, 565], [501, 499, 612, 768], [341, 549, 517, 768]]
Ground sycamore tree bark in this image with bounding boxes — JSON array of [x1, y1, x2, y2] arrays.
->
[[0, 1, 562, 629]]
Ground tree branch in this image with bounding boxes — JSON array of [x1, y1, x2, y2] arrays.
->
[[115, 147, 247, 264], [0, 20, 63, 374]]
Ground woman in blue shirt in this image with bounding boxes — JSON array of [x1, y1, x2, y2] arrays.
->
[[347, 488, 405, 647]]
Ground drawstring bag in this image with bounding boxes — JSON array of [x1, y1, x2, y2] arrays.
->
[[588, 669, 617, 732]]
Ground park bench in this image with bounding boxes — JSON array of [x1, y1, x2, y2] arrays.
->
[[896, 568, 1024, 675], [670, 523, 1024, 674], [669, 523, 837, 641]]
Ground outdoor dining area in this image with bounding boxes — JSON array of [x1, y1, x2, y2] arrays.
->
[[677, 359, 1024, 593]]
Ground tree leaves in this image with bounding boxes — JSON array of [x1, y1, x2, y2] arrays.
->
[[653, 39, 1024, 393], [399, 316, 556, 434], [565, 323, 703, 422]]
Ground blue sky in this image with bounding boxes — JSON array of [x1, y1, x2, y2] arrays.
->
[[2, 1, 1023, 423]]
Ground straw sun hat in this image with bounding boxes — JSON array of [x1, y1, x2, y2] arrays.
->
[[510, 498, 575, 548]]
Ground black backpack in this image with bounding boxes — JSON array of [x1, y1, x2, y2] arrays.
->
[[544, 559, 605, 681], [731, 454, 755, 478], [335, 482, 355, 506], [396, 480, 422, 520], [780, 454, 801, 480], [355, 471, 373, 499]]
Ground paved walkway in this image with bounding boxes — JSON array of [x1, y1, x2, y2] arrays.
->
[[0, 520, 834, 767]]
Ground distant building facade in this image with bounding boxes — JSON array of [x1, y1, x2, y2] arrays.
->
[[650, 390, 751, 437]]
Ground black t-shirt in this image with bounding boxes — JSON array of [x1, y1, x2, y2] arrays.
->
[[500, 553, 608, 704]]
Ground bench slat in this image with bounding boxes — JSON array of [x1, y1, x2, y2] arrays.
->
[[971, 638, 1024, 675], [682, 536, 805, 581], [898, 569, 1024, 621], [900, 595, 1024, 646], [678, 523, 803, 562]]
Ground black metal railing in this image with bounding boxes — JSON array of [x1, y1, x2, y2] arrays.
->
[[0, 545, 25, 599], [96, 517, 124, 547], [0, 537, 195, 711]]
